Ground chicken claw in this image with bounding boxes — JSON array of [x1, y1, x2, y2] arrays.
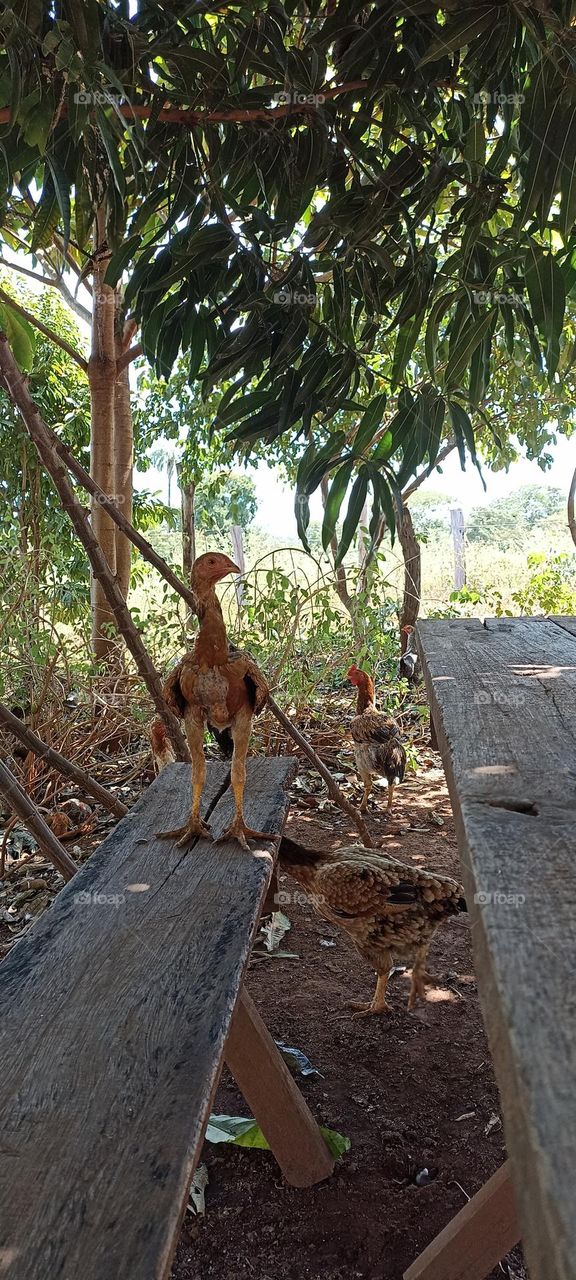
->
[[345, 999, 394, 1018], [216, 818, 278, 852], [156, 817, 213, 846]]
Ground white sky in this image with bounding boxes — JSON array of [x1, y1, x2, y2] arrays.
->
[[140, 432, 575, 537]]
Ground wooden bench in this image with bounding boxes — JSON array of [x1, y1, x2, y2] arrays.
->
[[405, 616, 576, 1280], [0, 757, 334, 1280]]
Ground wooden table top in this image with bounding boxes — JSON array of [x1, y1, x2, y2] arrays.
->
[[416, 616, 576, 1280]]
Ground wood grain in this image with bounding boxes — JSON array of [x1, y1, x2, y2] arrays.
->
[[0, 757, 296, 1280], [225, 989, 334, 1187], [403, 1162, 518, 1280], [416, 617, 576, 1280]]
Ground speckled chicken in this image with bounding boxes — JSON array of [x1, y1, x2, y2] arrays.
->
[[279, 837, 466, 1016], [347, 666, 406, 814]]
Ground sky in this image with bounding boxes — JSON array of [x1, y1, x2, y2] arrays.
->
[[139, 432, 575, 538]]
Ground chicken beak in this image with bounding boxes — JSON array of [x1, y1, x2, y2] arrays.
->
[[217, 558, 241, 579]]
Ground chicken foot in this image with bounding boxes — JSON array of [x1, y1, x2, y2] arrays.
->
[[407, 946, 434, 1009], [346, 969, 393, 1017]]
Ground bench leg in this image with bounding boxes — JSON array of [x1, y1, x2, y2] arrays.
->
[[403, 1161, 519, 1280], [224, 988, 335, 1189]]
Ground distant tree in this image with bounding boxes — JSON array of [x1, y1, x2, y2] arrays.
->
[[409, 491, 456, 539], [194, 473, 257, 537], [467, 486, 565, 550]]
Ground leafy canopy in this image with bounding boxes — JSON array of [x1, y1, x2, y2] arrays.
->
[[2, 0, 576, 556]]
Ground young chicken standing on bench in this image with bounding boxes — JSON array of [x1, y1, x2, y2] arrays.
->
[[279, 837, 466, 1016], [347, 666, 406, 814], [157, 552, 274, 851]]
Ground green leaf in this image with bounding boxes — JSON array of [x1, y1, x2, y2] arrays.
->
[[424, 291, 459, 380], [391, 311, 425, 390], [104, 234, 143, 288], [0, 300, 36, 371], [45, 155, 71, 251], [352, 392, 388, 454], [524, 246, 566, 379], [445, 309, 496, 389], [335, 468, 370, 566], [418, 9, 497, 66], [204, 1115, 350, 1160], [322, 458, 355, 551], [31, 183, 59, 253]]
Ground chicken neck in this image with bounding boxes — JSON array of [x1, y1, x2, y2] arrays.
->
[[356, 677, 376, 713], [192, 585, 229, 667]]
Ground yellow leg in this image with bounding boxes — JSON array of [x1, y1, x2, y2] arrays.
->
[[345, 962, 393, 1017], [360, 774, 372, 813], [217, 711, 277, 851], [156, 712, 212, 847], [407, 945, 433, 1009]]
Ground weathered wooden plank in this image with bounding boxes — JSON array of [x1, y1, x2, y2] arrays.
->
[[416, 618, 576, 1280], [403, 1161, 518, 1280], [0, 757, 296, 1280], [225, 989, 334, 1187], [551, 616, 576, 639]]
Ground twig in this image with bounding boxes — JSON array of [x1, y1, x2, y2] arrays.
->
[[0, 703, 128, 819], [267, 696, 373, 847], [0, 336, 190, 762], [0, 758, 78, 882]]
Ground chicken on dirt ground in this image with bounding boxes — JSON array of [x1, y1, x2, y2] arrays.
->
[[347, 666, 406, 815], [156, 552, 276, 852], [279, 837, 466, 1016]]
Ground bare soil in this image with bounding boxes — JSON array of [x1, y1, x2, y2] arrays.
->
[[172, 764, 526, 1280]]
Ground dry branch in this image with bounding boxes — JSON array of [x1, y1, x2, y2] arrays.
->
[[0, 758, 78, 881], [0, 703, 128, 818], [266, 696, 374, 846], [0, 335, 190, 761], [569, 462, 576, 548]]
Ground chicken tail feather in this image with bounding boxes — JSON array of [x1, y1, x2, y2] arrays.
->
[[278, 836, 325, 870]]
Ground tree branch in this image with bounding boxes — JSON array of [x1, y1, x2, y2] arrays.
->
[[401, 439, 457, 503], [0, 334, 190, 761], [116, 342, 142, 374], [0, 757, 78, 882], [569, 460, 576, 548], [0, 287, 88, 372], [0, 702, 128, 819]]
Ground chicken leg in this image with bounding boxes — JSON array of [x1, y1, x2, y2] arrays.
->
[[359, 771, 372, 813], [216, 709, 277, 851], [156, 710, 212, 846], [346, 964, 393, 1017], [407, 944, 434, 1009]]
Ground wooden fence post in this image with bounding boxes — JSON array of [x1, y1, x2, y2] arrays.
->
[[450, 507, 466, 589]]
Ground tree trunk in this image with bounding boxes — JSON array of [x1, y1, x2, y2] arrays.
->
[[89, 207, 117, 658], [396, 504, 421, 649], [179, 471, 196, 580], [113, 314, 134, 600], [568, 462, 576, 548]]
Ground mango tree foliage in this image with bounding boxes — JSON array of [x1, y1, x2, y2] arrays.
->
[[2, 0, 576, 558]]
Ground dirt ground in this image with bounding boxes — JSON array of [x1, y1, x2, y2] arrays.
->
[[172, 765, 526, 1280]]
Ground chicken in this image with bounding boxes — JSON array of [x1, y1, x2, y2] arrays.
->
[[149, 717, 176, 773], [156, 551, 274, 851], [347, 665, 406, 814], [398, 624, 420, 685], [279, 836, 466, 1016]]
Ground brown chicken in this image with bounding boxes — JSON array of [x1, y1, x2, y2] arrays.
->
[[347, 665, 406, 813], [157, 551, 274, 850], [279, 837, 466, 1015], [149, 718, 176, 773]]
